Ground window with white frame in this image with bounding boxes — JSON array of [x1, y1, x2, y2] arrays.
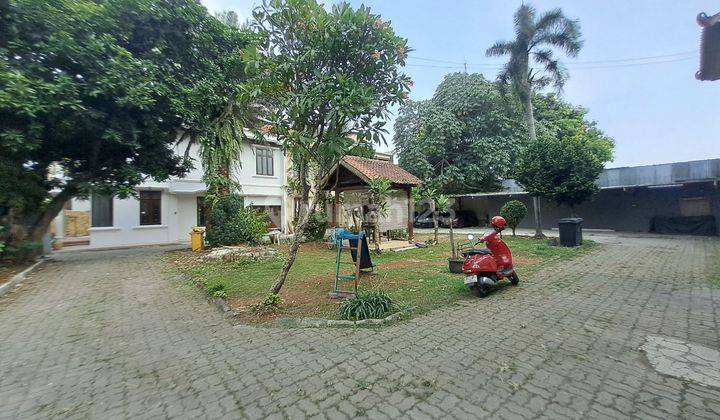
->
[[256, 147, 274, 176]]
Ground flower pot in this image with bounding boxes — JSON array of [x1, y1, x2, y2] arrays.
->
[[448, 258, 464, 273]]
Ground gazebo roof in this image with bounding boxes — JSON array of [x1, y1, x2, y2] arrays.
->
[[320, 156, 423, 191]]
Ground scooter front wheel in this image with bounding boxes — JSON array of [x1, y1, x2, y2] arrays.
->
[[509, 272, 519, 286]]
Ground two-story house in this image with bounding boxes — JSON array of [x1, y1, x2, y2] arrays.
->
[[54, 137, 287, 249]]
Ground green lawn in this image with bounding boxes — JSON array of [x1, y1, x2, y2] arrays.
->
[[169, 235, 597, 323]]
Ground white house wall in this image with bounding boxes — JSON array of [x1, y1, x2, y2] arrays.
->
[[58, 137, 288, 249]]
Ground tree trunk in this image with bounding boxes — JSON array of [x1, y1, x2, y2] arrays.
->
[[432, 202, 438, 244], [523, 94, 545, 239], [270, 195, 318, 295], [512, 227, 516, 236], [449, 221, 456, 259], [26, 186, 77, 244], [269, 162, 316, 295], [523, 94, 538, 142]]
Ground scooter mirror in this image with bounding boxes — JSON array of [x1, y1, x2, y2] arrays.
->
[[467, 234, 474, 241]]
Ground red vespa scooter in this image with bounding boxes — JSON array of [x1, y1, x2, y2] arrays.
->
[[461, 216, 519, 297]]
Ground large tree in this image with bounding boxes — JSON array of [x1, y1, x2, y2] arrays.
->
[[394, 72, 526, 194], [487, 4, 582, 237], [515, 98, 614, 214], [245, 0, 411, 295], [0, 0, 252, 248]]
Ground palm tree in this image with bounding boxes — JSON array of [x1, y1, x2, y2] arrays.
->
[[487, 4, 582, 238]]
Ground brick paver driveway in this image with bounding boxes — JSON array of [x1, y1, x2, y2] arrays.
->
[[2, 236, 720, 419]]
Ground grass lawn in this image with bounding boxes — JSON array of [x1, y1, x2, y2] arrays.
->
[[168, 234, 597, 324]]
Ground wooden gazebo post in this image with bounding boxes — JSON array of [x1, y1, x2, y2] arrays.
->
[[407, 188, 414, 242]]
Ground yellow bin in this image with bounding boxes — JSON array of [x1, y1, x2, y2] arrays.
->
[[190, 227, 204, 251]]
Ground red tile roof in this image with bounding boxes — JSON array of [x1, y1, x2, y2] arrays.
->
[[341, 155, 423, 186]]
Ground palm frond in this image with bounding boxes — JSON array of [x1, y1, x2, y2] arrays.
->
[[534, 8, 564, 34], [486, 40, 514, 57], [513, 4, 536, 44]]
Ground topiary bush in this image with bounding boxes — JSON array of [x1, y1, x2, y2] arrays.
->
[[500, 200, 528, 236], [340, 290, 397, 321], [205, 194, 269, 246]]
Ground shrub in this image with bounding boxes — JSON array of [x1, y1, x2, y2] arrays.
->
[[387, 229, 408, 240], [500, 200, 528, 236], [212, 289, 227, 298], [261, 293, 283, 308], [253, 293, 283, 313], [340, 290, 397, 321], [303, 207, 329, 242], [206, 281, 227, 296], [1, 241, 42, 264], [205, 194, 269, 246]]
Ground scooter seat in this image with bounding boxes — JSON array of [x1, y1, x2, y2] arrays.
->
[[464, 248, 492, 256]]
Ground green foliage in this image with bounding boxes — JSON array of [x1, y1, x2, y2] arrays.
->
[[0, 240, 42, 264], [206, 281, 228, 298], [367, 178, 395, 217], [205, 194, 269, 246], [303, 207, 329, 242], [394, 73, 526, 193], [1, 0, 254, 243], [515, 118, 614, 210], [500, 200, 528, 235], [387, 229, 408, 240], [340, 290, 397, 321], [261, 293, 283, 308], [212, 289, 228, 298], [246, 0, 411, 293], [246, 0, 411, 166], [487, 4, 582, 102]]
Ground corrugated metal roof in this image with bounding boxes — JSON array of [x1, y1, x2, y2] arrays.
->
[[454, 158, 720, 198]]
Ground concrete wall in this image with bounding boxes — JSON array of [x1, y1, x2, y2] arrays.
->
[[457, 181, 720, 234]]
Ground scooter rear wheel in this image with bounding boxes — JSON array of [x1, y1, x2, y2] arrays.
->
[[471, 283, 490, 298], [509, 272, 519, 286]]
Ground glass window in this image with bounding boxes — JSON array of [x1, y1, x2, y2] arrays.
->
[[91, 194, 113, 227], [197, 196, 206, 227], [139, 191, 161, 225], [256, 148, 274, 176]]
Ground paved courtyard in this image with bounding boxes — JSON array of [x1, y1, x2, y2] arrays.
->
[[1, 235, 720, 419]]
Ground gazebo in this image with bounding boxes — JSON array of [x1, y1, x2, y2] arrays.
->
[[319, 155, 423, 241]]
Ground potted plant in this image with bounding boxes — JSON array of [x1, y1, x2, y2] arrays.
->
[[430, 192, 463, 273]]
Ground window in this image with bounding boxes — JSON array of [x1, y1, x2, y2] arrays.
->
[[197, 196, 206, 227], [139, 191, 162, 225], [91, 194, 113, 227], [256, 148, 274, 176]]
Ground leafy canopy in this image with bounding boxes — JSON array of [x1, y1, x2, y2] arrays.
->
[[515, 98, 614, 209], [394, 73, 526, 194], [245, 0, 412, 173], [0, 0, 253, 229]]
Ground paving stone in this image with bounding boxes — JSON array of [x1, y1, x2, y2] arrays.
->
[[0, 237, 719, 418]]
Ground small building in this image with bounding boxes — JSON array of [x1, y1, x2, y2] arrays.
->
[[455, 158, 720, 236], [320, 155, 422, 240]]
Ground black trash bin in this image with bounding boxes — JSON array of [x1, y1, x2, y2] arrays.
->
[[558, 218, 583, 247]]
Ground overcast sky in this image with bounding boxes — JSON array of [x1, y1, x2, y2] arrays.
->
[[201, 0, 720, 168]]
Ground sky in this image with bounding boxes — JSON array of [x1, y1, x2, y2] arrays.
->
[[201, 0, 720, 168]]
